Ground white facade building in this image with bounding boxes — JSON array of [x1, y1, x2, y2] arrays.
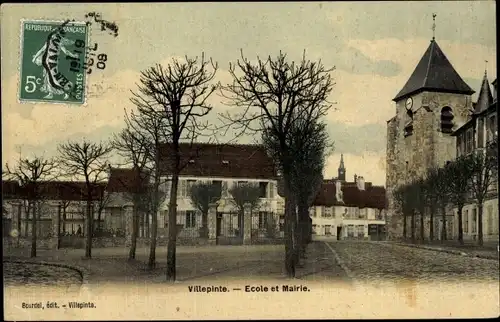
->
[[309, 159, 387, 241]]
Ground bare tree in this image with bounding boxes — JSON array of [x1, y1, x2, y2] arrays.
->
[[57, 140, 113, 258], [412, 177, 428, 243], [441, 158, 469, 245], [219, 50, 334, 277], [189, 182, 222, 238], [116, 108, 170, 269], [131, 54, 218, 280], [468, 141, 497, 246], [229, 183, 262, 240], [113, 117, 152, 260], [5, 154, 59, 257], [263, 118, 331, 263], [393, 184, 414, 241]]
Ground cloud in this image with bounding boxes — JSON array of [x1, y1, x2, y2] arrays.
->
[[337, 47, 402, 77], [328, 122, 386, 156], [347, 38, 497, 82]]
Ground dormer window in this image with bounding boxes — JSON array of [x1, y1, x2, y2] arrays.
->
[[222, 160, 229, 165], [189, 159, 195, 164], [440, 106, 454, 133]]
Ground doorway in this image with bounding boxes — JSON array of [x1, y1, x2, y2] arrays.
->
[[336, 226, 342, 240]]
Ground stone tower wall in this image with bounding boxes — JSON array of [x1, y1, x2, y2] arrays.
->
[[386, 91, 473, 239]]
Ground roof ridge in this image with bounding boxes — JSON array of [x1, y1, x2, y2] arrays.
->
[[422, 40, 435, 87]]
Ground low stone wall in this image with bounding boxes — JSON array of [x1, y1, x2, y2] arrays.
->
[[3, 237, 56, 249], [59, 236, 210, 248]]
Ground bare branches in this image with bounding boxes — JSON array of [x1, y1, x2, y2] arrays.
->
[[57, 140, 113, 184], [218, 50, 335, 145], [130, 54, 218, 144]]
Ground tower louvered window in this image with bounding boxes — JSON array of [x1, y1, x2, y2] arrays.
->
[[404, 110, 413, 137], [440, 106, 454, 133]]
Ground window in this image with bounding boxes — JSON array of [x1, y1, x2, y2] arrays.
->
[[238, 181, 248, 187], [347, 225, 355, 237], [323, 207, 333, 218], [404, 110, 414, 137], [478, 118, 485, 148], [259, 182, 268, 198], [279, 215, 285, 232], [472, 208, 477, 233], [457, 134, 465, 157], [212, 180, 222, 199], [440, 107, 454, 133], [355, 208, 360, 218], [324, 225, 331, 235], [487, 114, 497, 143], [356, 225, 365, 237], [222, 181, 229, 198], [258, 212, 269, 229], [487, 206, 493, 235], [312, 224, 317, 235], [465, 129, 474, 155], [464, 209, 469, 234], [185, 211, 197, 228], [178, 180, 186, 198], [186, 180, 196, 197], [269, 182, 275, 198]]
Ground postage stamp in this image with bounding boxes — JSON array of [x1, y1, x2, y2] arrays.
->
[[19, 20, 88, 104]]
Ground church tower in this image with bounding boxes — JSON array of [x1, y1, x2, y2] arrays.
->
[[338, 154, 346, 181], [385, 15, 475, 239]]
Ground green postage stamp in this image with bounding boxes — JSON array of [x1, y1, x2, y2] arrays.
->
[[19, 20, 89, 104]]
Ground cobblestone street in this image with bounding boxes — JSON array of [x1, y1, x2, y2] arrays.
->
[[326, 241, 500, 284]]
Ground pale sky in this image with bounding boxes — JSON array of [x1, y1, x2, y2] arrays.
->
[[1, 2, 497, 186]]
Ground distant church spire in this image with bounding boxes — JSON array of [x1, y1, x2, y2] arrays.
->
[[474, 65, 493, 114], [432, 13, 437, 40], [338, 154, 346, 181]]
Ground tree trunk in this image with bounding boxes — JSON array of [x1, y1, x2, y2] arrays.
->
[[477, 203, 484, 247], [429, 204, 435, 241], [457, 206, 464, 245], [283, 178, 296, 278], [148, 164, 161, 270], [129, 205, 140, 260], [98, 209, 103, 232], [201, 212, 208, 238], [57, 204, 62, 249], [239, 211, 244, 241], [410, 210, 416, 243], [31, 202, 37, 258], [441, 206, 447, 242], [419, 212, 425, 242], [403, 213, 407, 240], [166, 172, 179, 281], [62, 206, 67, 235], [85, 200, 92, 258], [297, 202, 309, 262]]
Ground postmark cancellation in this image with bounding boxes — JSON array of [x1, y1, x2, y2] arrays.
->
[[19, 19, 89, 105]]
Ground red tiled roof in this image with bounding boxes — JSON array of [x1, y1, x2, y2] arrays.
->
[[158, 143, 277, 179], [106, 167, 150, 193], [312, 181, 386, 209], [1, 180, 105, 201]]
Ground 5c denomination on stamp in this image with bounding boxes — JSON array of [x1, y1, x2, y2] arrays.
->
[[19, 19, 89, 104]]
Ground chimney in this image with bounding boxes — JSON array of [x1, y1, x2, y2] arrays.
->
[[356, 176, 365, 191]]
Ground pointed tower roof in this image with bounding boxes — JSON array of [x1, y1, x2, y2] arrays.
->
[[474, 70, 493, 114], [393, 39, 475, 102], [338, 154, 345, 170]]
